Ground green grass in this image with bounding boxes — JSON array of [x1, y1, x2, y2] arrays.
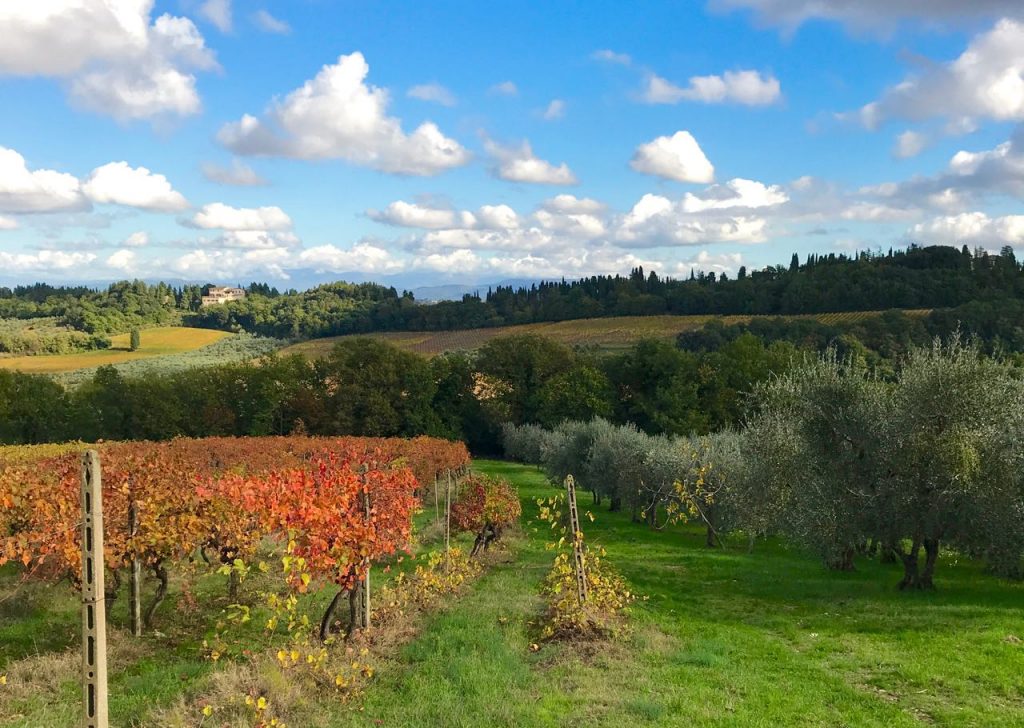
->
[[0, 327, 232, 374], [2, 460, 1022, 727], [337, 460, 1024, 727], [281, 310, 933, 359]]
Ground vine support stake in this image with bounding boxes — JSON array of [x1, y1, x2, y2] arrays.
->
[[565, 475, 588, 604], [359, 464, 371, 630], [128, 501, 142, 637], [80, 450, 109, 728], [445, 469, 452, 572]]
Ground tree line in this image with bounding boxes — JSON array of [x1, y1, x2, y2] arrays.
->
[[0, 333, 799, 450], [2, 244, 1022, 344]]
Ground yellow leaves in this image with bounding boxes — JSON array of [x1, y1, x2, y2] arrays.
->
[[300, 572, 311, 588]]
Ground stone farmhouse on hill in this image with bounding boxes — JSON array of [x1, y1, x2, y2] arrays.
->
[[201, 286, 247, 307]]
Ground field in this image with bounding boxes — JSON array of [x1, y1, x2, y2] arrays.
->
[[2, 458, 1021, 727], [0, 327, 231, 374], [281, 310, 933, 358]]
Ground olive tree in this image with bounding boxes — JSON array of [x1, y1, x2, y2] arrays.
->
[[879, 337, 1024, 588], [742, 351, 886, 571]]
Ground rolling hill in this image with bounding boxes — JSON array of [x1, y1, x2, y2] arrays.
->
[[281, 310, 932, 359]]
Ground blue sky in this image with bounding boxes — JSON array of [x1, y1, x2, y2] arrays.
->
[[1, 0, 1023, 288]]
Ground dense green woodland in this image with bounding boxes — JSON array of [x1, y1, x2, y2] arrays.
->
[[1, 245, 1022, 345], [0, 334, 802, 449]]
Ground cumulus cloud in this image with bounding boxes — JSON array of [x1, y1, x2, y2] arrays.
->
[[297, 243, 404, 274], [83, 162, 188, 211], [252, 9, 290, 34], [541, 194, 606, 214], [0, 3, 219, 120], [191, 203, 292, 231], [484, 139, 578, 185], [630, 131, 715, 183], [681, 178, 789, 212], [0, 249, 97, 273], [368, 201, 476, 230], [199, 0, 232, 32], [488, 81, 518, 96], [849, 20, 1024, 130], [202, 160, 268, 186], [408, 82, 456, 106], [540, 99, 567, 120], [218, 52, 470, 175], [907, 211, 1024, 247], [641, 70, 780, 105], [893, 130, 927, 159], [171, 247, 292, 279], [123, 231, 149, 247], [615, 193, 772, 247], [710, 0, 1024, 33], [106, 248, 137, 272], [0, 146, 88, 213]]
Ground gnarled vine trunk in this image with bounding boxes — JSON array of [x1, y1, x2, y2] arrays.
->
[[143, 562, 168, 629]]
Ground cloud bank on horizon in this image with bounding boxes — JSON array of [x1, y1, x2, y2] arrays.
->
[[0, 0, 1023, 287]]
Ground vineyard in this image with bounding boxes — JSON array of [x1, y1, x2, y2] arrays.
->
[[0, 327, 232, 374], [281, 310, 933, 358]]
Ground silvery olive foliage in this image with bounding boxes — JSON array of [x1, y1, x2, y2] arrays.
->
[[507, 336, 1024, 588], [744, 336, 1024, 586]]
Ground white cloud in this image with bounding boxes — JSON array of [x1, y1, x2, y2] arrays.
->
[[216, 230, 300, 250], [414, 249, 481, 273], [489, 81, 518, 96], [592, 49, 632, 65], [630, 131, 715, 183], [710, 0, 1024, 33], [541, 194, 606, 215], [201, 160, 268, 186], [0, 249, 97, 273], [171, 247, 292, 279], [0, 3, 218, 120], [0, 216, 17, 230], [484, 139, 578, 185], [540, 99, 566, 120], [615, 193, 770, 246], [218, 52, 470, 175], [106, 248, 137, 272], [199, 0, 232, 32], [368, 201, 475, 230], [850, 20, 1024, 129], [83, 162, 188, 211], [191, 203, 292, 231], [907, 211, 1024, 246], [123, 231, 149, 247], [0, 146, 87, 213], [477, 204, 520, 230], [682, 178, 789, 212], [893, 130, 927, 159], [642, 70, 781, 105], [408, 82, 456, 107], [252, 9, 290, 34], [298, 243, 404, 274]]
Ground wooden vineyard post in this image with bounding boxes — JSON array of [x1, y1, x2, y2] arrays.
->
[[444, 469, 452, 571], [359, 465, 371, 630], [81, 450, 109, 728], [128, 501, 142, 637], [565, 475, 588, 604], [433, 475, 440, 527]]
